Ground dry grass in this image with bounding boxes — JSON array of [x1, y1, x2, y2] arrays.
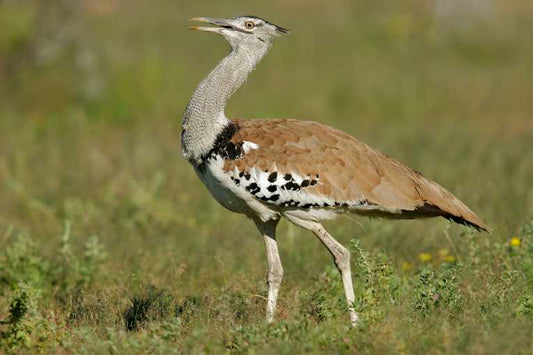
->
[[1, 0, 533, 353]]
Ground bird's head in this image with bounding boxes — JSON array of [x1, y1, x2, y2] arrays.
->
[[189, 15, 289, 51]]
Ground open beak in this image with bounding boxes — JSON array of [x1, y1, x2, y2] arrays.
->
[[189, 17, 233, 34]]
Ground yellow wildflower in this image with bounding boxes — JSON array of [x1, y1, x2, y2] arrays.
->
[[445, 255, 456, 263], [418, 253, 432, 263], [402, 262, 412, 271], [510, 237, 521, 247]]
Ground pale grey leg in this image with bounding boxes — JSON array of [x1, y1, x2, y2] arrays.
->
[[284, 215, 358, 326], [254, 219, 283, 323], [312, 224, 358, 325]]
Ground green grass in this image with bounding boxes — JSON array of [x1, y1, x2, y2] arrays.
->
[[1, 0, 533, 353]]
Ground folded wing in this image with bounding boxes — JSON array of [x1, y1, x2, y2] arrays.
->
[[223, 119, 490, 232]]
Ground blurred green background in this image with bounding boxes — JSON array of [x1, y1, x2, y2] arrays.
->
[[1, 0, 533, 351]]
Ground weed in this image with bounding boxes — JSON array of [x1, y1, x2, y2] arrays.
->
[[123, 285, 176, 331], [0, 284, 40, 349], [411, 263, 462, 317], [351, 239, 402, 324], [516, 294, 533, 318], [0, 232, 48, 290], [300, 265, 344, 323]]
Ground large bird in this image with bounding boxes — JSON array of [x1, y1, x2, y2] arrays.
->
[[181, 15, 489, 325]]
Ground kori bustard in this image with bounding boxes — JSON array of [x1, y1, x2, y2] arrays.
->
[[181, 15, 489, 325]]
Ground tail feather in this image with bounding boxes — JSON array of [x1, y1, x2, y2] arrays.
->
[[412, 202, 491, 233], [404, 170, 491, 233], [443, 214, 491, 233]]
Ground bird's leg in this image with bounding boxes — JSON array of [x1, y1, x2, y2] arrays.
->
[[263, 233, 283, 323], [312, 224, 358, 326], [254, 219, 283, 323]]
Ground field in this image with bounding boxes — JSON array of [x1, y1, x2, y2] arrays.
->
[[1, 0, 533, 353]]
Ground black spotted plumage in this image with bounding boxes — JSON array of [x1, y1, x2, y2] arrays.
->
[[246, 182, 261, 195], [198, 122, 243, 168], [227, 167, 342, 209], [270, 194, 280, 201], [268, 172, 278, 182], [282, 181, 300, 191]]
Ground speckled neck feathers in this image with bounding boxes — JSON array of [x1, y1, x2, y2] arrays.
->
[[181, 45, 270, 165]]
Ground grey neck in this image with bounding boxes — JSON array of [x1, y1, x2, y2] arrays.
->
[[181, 45, 269, 164]]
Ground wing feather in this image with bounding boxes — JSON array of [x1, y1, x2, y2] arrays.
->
[[223, 119, 490, 232]]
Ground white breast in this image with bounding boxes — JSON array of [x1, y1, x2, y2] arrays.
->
[[195, 156, 280, 222]]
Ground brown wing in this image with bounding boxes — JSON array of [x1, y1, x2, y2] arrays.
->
[[224, 119, 490, 232]]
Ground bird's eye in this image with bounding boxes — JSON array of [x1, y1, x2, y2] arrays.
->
[[245, 21, 255, 30]]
